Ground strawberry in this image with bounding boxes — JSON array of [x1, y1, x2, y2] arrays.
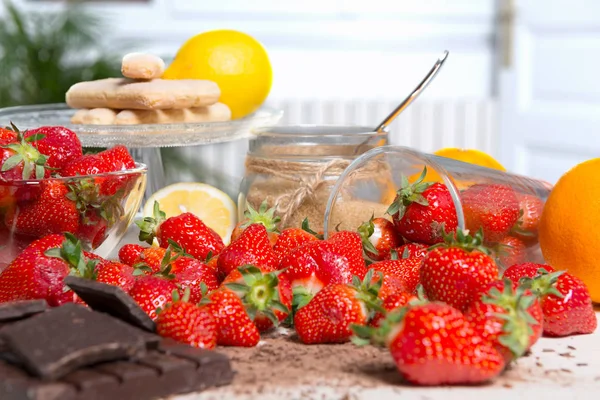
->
[[25, 126, 82, 171], [387, 168, 458, 245], [222, 265, 291, 332], [1, 127, 50, 180], [118, 243, 146, 266], [4, 179, 79, 237], [231, 200, 280, 243], [420, 229, 498, 312], [133, 247, 168, 274], [280, 231, 367, 308], [353, 302, 505, 386], [137, 202, 224, 260], [502, 262, 555, 283], [0, 127, 16, 144], [60, 154, 112, 177], [294, 271, 382, 344], [202, 288, 260, 347], [205, 254, 218, 271], [370, 292, 417, 327], [511, 194, 544, 243], [272, 226, 318, 261], [217, 223, 278, 279], [493, 236, 526, 271], [96, 145, 136, 171], [174, 259, 220, 304], [156, 289, 217, 349], [464, 279, 543, 362], [369, 251, 422, 295], [520, 269, 597, 337], [0, 233, 98, 306], [76, 210, 108, 250], [358, 216, 401, 261], [95, 261, 136, 292], [391, 242, 428, 259], [128, 275, 179, 321], [461, 184, 519, 243]]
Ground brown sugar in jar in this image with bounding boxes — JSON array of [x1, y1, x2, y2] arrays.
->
[[238, 126, 391, 232]]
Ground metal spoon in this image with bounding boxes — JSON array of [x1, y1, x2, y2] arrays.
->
[[374, 50, 449, 133]]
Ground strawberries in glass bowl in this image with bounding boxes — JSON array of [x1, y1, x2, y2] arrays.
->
[[0, 124, 146, 268]]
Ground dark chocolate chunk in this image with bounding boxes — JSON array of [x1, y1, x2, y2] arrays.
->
[[62, 369, 120, 400], [0, 361, 77, 400], [64, 276, 155, 332], [0, 300, 48, 322], [136, 352, 200, 394], [0, 303, 152, 380]]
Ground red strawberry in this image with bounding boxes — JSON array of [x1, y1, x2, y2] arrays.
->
[[502, 262, 555, 283], [222, 265, 292, 332], [512, 194, 544, 243], [353, 302, 505, 386], [464, 279, 543, 362], [272, 226, 318, 260], [358, 216, 402, 261], [0, 127, 16, 144], [132, 247, 168, 274], [0, 128, 50, 181], [156, 289, 217, 349], [231, 200, 281, 243], [294, 271, 382, 344], [387, 168, 458, 245], [202, 289, 260, 347], [370, 292, 417, 328], [217, 223, 278, 279], [96, 145, 136, 171], [25, 126, 82, 171], [95, 261, 136, 292], [205, 254, 218, 271], [521, 270, 597, 337], [174, 259, 220, 304], [137, 202, 224, 260], [128, 275, 179, 321], [60, 154, 112, 177], [461, 184, 519, 242], [493, 236, 526, 271], [118, 243, 146, 266], [369, 253, 422, 295], [77, 211, 109, 250], [391, 242, 428, 259], [0, 233, 98, 306], [420, 229, 498, 312], [280, 232, 367, 308], [4, 180, 79, 237]]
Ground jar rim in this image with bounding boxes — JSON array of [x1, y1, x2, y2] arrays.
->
[[252, 124, 383, 138]]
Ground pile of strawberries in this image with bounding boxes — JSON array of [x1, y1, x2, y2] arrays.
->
[[0, 165, 596, 387], [0, 124, 140, 258]]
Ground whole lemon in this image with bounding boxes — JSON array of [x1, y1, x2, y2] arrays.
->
[[539, 158, 600, 303], [164, 30, 272, 119]]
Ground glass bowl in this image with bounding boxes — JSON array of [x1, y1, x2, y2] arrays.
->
[[0, 163, 147, 268], [324, 146, 553, 269]]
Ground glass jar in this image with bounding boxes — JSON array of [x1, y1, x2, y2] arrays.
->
[[324, 146, 554, 269], [238, 126, 389, 232]]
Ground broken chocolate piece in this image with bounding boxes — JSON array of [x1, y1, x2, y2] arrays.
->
[[64, 276, 155, 332], [0, 361, 77, 400], [0, 300, 48, 322], [0, 303, 153, 380]]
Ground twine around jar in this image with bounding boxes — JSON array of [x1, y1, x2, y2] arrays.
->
[[245, 155, 391, 227]]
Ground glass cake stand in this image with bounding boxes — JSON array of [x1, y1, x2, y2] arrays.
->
[[0, 103, 283, 199]]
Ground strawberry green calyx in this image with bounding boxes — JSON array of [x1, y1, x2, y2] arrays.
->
[[482, 279, 539, 358], [225, 265, 289, 326], [301, 218, 324, 240], [358, 215, 379, 257], [352, 305, 410, 347], [66, 179, 124, 224], [429, 228, 492, 255], [132, 241, 188, 279], [511, 209, 536, 238], [519, 268, 565, 299], [136, 201, 166, 244], [45, 232, 99, 280], [156, 288, 190, 316], [292, 285, 315, 310], [351, 269, 385, 315], [386, 167, 433, 219], [240, 200, 281, 233], [1, 124, 48, 180]]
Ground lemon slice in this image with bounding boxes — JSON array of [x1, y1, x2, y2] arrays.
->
[[143, 182, 237, 245]]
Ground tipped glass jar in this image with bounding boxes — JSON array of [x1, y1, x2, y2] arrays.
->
[[324, 146, 553, 270], [238, 126, 389, 232]]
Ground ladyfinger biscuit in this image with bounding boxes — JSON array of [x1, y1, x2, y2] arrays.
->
[[70, 108, 118, 125], [115, 103, 231, 125], [121, 53, 165, 80], [66, 78, 220, 110], [70, 109, 89, 124]]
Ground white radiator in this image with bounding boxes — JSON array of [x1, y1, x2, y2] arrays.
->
[[163, 99, 499, 198]]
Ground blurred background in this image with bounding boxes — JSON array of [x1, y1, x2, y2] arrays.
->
[[0, 0, 598, 191]]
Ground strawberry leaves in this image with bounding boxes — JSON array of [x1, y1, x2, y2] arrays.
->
[[386, 167, 432, 219], [45, 232, 98, 280], [136, 201, 166, 244], [1, 124, 48, 180]]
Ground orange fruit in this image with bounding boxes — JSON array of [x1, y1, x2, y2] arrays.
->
[[539, 158, 600, 303], [433, 148, 506, 171]]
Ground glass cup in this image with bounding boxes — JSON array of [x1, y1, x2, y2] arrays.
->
[[324, 146, 553, 269]]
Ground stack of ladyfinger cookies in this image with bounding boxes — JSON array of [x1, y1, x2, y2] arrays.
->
[[66, 53, 232, 125]]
